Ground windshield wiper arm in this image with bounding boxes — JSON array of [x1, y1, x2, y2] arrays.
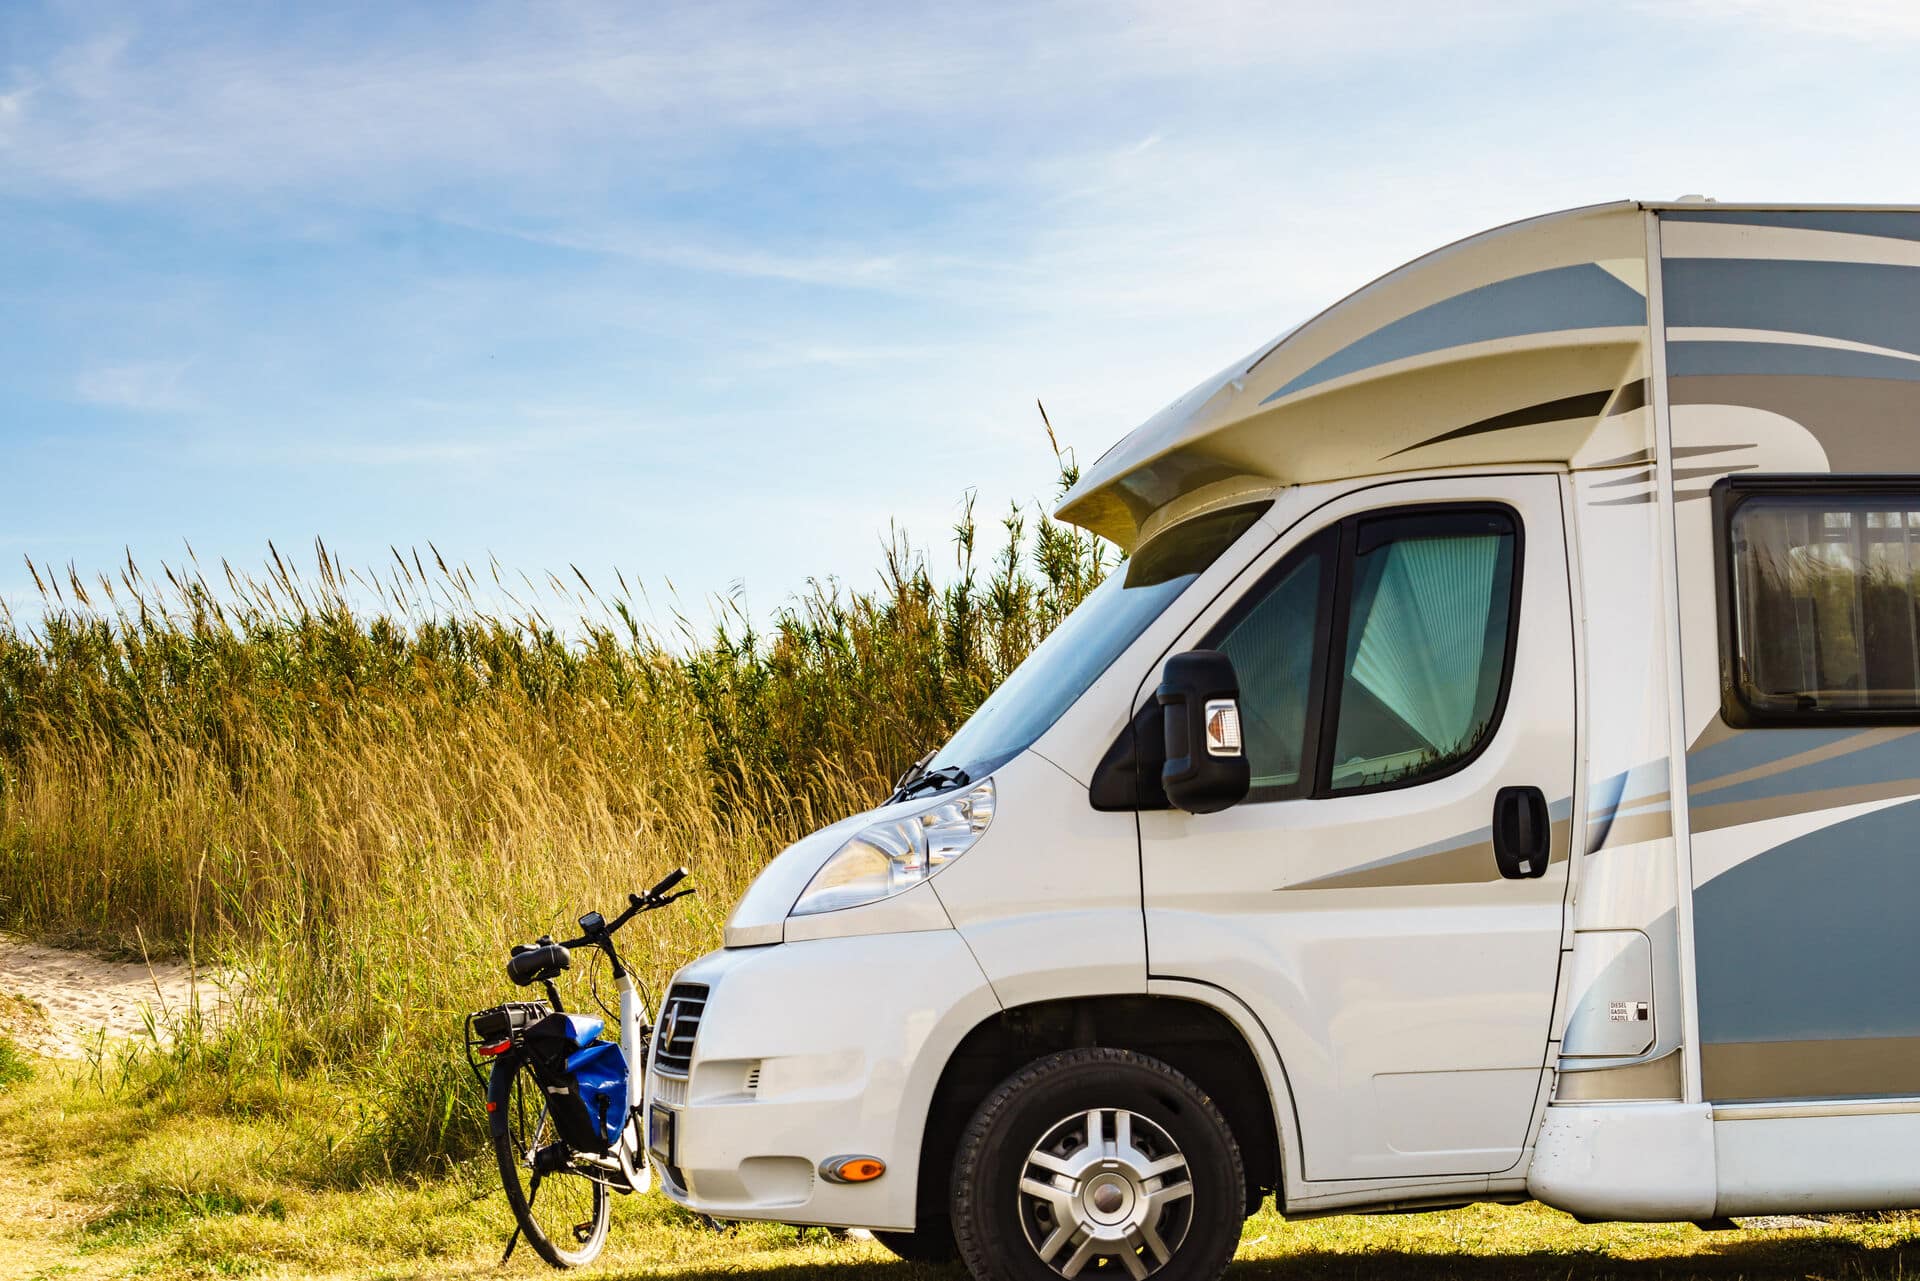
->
[[892, 749, 936, 796], [894, 763, 970, 802]]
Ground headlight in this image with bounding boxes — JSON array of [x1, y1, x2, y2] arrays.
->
[[789, 779, 996, 916]]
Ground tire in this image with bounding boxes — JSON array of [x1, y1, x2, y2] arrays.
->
[[952, 1048, 1244, 1281], [488, 1054, 611, 1268], [872, 1219, 958, 1263]]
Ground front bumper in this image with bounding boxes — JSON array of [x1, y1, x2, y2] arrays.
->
[[646, 930, 1000, 1229]]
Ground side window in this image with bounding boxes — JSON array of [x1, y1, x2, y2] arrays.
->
[[1215, 535, 1332, 797], [1326, 510, 1519, 792], [1203, 505, 1520, 802], [1720, 478, 1920, 722]]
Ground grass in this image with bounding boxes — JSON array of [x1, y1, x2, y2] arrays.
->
[[5, 1054, 1920, 1281], [0, 1032, 30, 1091]]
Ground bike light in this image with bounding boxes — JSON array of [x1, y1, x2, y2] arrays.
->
[[789, 779, 995, 916], [820, 1155, 887, 1184]]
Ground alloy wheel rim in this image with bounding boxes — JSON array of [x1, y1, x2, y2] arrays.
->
[[1016, 1107, 1194, 1278]]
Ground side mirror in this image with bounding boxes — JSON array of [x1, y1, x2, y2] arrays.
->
[[1156, 650, 1250, 814]]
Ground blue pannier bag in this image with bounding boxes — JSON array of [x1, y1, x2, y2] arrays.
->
[[566, 1040, 628, 1149], [521, 1013, 623, 1152]]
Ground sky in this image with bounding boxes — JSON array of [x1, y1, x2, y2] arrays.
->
[[4, 0, 1920, 632]]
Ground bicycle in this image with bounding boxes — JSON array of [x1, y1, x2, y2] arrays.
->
[[464, 867, 693, 1268]]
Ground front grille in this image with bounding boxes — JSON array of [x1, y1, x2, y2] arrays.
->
[[653, 983, 709, 1076]]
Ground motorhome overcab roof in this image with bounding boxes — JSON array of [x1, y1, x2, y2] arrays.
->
[[1057, 199, 1920, 550]]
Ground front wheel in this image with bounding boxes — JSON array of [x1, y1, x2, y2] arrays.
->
[[952, 1048, 1245, 1281], [488, 1055, 611, 1268]]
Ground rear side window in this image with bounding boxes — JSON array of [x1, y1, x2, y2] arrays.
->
[[1719, 477, 1920, 723]]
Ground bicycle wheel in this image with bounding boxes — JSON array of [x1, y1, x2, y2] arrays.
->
[[489, 1054, 611, 1268]]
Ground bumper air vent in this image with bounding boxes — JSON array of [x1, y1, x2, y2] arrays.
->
[[653, 983, 709, 1076]]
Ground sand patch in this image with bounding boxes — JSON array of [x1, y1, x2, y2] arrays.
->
[[0, 933, 228, 1059]]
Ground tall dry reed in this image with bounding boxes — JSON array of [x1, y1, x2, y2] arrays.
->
[[0, 475, 1109, 1177]]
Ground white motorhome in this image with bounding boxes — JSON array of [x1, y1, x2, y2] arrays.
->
[[646, 200, 1920, 1280]]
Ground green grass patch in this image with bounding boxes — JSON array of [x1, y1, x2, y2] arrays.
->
[[5, 1054, 1920, 1281], [0, 1031, 31, 1090]]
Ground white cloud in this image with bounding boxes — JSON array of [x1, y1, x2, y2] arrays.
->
[[0, 1, 1558, 202], [1655, 0, 1920, 38], [73, 360, 194, 411]]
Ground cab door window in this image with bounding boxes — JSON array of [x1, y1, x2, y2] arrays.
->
[[1325, 509, 1520, 792], [1203, 505, 1521, 802], [1213, 533, 1334, 799]]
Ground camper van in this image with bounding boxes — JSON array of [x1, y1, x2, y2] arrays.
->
[[645, 200, 1920, 1280]]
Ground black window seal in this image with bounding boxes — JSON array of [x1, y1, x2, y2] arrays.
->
[[1714, 473, 1920, 728]]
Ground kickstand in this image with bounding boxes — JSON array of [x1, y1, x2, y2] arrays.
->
[[502, 1168, 540, 1264]]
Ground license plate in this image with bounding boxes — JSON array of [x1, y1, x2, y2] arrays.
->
[[648, 1103, 676, 1166]]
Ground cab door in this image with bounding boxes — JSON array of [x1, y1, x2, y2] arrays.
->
[[1139, 473, 1575, 1183]]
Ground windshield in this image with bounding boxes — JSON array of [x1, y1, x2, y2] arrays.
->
[[929, 500, 1272, 781]]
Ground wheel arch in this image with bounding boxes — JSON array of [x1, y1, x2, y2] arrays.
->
[[915, 990, 1290, 1227]]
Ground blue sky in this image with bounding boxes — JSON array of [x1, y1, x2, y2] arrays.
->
[[4, 0, 1918, 631]]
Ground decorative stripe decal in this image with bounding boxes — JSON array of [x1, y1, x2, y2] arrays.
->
[[1556, 1050, 1683, 1102], [1690, 728, 1920, 800], [1662, 209, 1920, 243], [1664, 258, 1920, 359], [1703, 1037, 1920, 1103], [1695, 798, 1920, 1058], [1691, 778, 1920, 834], [1586, 443, 1742, 469], [1383, 389, 1613, 459], [1668, 326, 1920, 367], [1690, 732, 1920, 813], [1386, 379, 1651, 461], [1260, 264, 1648, 404], [1668, 374, 1920, 474], [1590, 468, 1654, 490], [1669, 341, 1920, 383], [1285, 816, 1571, 890]]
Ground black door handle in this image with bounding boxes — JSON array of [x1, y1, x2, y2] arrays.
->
[[1492, 785, 1550, 879]]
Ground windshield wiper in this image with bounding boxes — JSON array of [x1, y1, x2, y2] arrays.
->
[[891, 750, 936, 797], [893, 763, 970, 803]]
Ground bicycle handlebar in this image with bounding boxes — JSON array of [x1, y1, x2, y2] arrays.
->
[[553, 868, 692, 950]]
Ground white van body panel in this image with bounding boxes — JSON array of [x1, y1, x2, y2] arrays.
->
[[1527, 1103, 1716, 1220], [928, 749, 1148, 1006], [1714, 1108, 1920, 1215], [652, 931, 1000, 1229]]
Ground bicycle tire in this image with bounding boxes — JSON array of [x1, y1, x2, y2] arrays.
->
[[489, 1053, 611, 1268]]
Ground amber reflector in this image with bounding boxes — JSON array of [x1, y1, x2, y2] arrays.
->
[[820, 1154, 887, 1184]]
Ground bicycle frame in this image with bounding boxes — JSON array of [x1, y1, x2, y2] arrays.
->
[[472, 868, 691, 1267]]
